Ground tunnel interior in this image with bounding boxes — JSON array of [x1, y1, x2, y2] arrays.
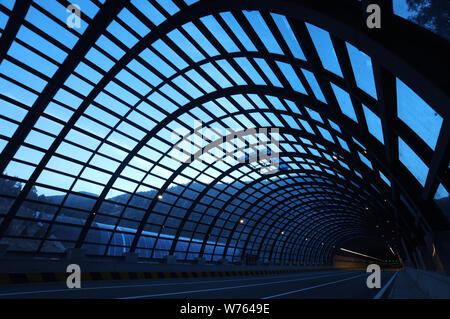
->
[[0, 0, 448, 271]]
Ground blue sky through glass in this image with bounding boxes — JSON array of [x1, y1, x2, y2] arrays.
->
[[346, 42, 377, 99], [397, 78, 443, 150], [362, 104, 384, 144], [399, 137, 429, 186], [305, 22, 342, 77], [331, 83, 357, 122], [243, 10, 283, 55]]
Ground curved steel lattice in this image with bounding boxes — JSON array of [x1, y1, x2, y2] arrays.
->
[[0, 0, 448, 265]]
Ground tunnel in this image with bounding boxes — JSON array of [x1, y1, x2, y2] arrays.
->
[[0, 0, 448, 301]]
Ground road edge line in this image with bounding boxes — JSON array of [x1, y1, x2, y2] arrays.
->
[[373, 271, 398, 299]]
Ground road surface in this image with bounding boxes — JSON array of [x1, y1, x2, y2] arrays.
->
[[0, 270, 397, 299]]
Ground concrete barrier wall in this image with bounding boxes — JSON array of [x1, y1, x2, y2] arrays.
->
[[388, 267, 450, 298], [0, 257, 333, 274], [0, 255, 337, 285]]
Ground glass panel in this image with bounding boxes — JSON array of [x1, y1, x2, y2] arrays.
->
[[167, 29, 205, 62], [276, 61, 306, 94], [397, 78, 443, 149], [220, 12, 257, 52], [434, 183, 450, 220], [301, 68, 326, 103], [25, 6, 78, 49], [331, 83, 357, 122], [7, 41, 58, 77], [216, 60, 246, 86], [152, 39, 189, 70], [117, 8, 150, 37], [338, 137, 350, 152], [305, 107, 323, 123], [329, 120, 341, 133], [183, 22, 219, 57], [271, 13, 305, 60], [398, 137, 429, 186], [0, 60, 47, 92], [346, 42, 377, 99], [358, 152, 372, 169], [156, 0, 180, 16], [253, 58, 282, 87], [16, 26, 68, 63], [200, 15, 239, 53], [243, 10, 283, 54], [434, 184, 449, 200], [107, 20, 138, 48], [379, 171, 391, 186], [234, 57, 265, 85], [318, 127, 334, 143], [201, 62, 232, 88], [305, 22, 342, 77], [362, 104, 384, 144], [131, 0, 166, 26]]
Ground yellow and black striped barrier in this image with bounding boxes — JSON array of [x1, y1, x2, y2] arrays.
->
[[0, 267, 334, 285]]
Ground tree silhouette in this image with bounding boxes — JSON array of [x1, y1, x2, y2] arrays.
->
[[406, 0, 449, 40], [0, 178, 22, 197]]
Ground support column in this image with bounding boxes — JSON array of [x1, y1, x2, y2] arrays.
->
[[415, 247, 427, 270], [400, 237, 412, 266], [65, 248, 86, 262], [162, 255, 177, 265]]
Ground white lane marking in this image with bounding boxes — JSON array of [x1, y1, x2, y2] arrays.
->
[[0, 270, 341, 297], [262, 273, 366, 299], [118, 271, 357, 299], [373, 272, 398, 299]]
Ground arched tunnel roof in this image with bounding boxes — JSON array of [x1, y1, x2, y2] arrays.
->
[[0, 0, 448, 265]]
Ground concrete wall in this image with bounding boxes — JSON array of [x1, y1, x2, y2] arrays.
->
[[388, 267, 450, 298], [0, 249, 332, 275]]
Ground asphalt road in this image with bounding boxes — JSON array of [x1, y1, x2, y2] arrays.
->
[[0, 270, 397, 299]]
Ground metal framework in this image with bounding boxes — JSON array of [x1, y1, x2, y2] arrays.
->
[[0, 0, 448, 265]]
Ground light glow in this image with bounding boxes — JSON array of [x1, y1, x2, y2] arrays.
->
[[339, 247, 384, 262]]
